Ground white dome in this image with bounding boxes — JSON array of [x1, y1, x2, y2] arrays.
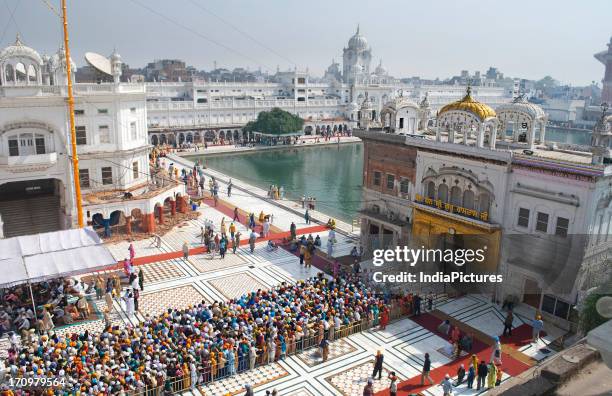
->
[[0, 34, 43, 65], [384, 95, 419, 111], [49, 45, 76, 72], [496, 95, 545, 120], [348, 101, 359, 112], [374, 60, 387, 76], [348, 26, 368, 50]]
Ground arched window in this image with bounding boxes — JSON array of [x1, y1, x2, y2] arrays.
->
[[426, 181, 436, 199], [27, 64, 37, 83], [479, 192, 491, 213], [463, 190, 475, 210], [5, 64, 15, 82], [437, 184, 449, 203], [15, 63, 27, 83], [450, 186, 462, 206]]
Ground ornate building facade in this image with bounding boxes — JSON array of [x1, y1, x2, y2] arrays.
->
[[145, 27, 511, 145], [0, 36, 184, 238], [355, 90, 612, 329]]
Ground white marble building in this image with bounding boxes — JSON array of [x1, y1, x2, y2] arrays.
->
[[0, 36, 183, 237], [356, 90, 612, 329], [145, 27, 511, 145]]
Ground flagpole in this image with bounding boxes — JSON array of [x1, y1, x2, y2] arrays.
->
[[61, 0, 84, 228]]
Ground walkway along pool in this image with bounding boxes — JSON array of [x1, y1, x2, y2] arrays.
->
[[187, 143, 364, 223]]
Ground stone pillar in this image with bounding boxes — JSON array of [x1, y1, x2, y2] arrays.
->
[[477, 124, 485, 148], [463, 126, 469, 145], [170, 199, 177, 216], [528, 123, 536, 149], [158, 205, 164, 225], [436, 124, 441, 142], [125, 216, 132, 236], [490, 125, 497, 149], [179, 196, 188, 214], [512, 122, 519, 142], [449, 126, 455, 144], [143, 213, 156, 233], [539, 121, 546, 144]]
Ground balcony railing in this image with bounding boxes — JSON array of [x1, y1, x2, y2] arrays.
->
[[0, 152, 58, 168]]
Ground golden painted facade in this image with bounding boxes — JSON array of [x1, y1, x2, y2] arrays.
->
[[411, 207, 501, 273]]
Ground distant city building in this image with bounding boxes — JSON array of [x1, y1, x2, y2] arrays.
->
[[594, 36, 612, 105]]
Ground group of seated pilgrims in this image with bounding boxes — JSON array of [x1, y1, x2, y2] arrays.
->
[[0, 278, 93, 339], [1, 274, 394, 394]]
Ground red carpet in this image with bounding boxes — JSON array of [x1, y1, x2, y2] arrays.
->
[[500, 323, 545, 349], [110, 199, 327, 270], [374, 313, 530, 396]]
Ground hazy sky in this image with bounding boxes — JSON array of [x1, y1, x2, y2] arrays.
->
[[2, 0, 610, 85]]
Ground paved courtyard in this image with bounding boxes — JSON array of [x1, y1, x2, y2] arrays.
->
[[0, 166, 566, 396]]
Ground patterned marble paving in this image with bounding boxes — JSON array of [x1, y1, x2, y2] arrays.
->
[[326, 361, 400, 396], [207, 273, 269, 300], [199, 363, 288, 396], [296, 339, 357, 367], [86, 259, 186, 286], [188, 251, 248, 273], [139, 285, 206, 317]]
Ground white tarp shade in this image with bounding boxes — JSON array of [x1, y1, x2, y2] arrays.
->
[[0, 227, 116, 288]]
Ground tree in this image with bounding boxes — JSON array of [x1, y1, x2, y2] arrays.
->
[[243, 107, 304, 135], [580, 275, 612, 334]]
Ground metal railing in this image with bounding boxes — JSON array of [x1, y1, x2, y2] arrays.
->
[[121, 301, 411, 395]]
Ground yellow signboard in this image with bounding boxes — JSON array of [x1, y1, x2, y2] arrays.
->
[[415, 194, 489, 222]]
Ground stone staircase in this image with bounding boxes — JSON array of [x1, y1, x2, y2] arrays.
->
[[0, 195, 61, 238]]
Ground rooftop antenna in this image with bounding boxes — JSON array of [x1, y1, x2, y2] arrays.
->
[[61, 0, 83, 228]]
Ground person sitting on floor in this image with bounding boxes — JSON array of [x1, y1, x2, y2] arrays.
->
[[267, 240, 278, 252], [314, 235, 322, 247]]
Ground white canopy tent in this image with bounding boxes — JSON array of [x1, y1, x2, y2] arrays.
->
[[0, 227, 117, 288]]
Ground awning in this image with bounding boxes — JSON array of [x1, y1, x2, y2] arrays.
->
[[0, 227, 117, 288]]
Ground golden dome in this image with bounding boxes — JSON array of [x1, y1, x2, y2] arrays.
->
[[438, 86, 496, 121]]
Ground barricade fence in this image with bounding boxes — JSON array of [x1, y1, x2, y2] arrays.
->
[[116, 297, 426, 395]]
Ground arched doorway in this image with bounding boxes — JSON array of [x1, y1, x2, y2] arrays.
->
[[0, 179, 65, 238], [151, 135, 159, 145], [204, 130, 216, 142], [304, 126, 313, 135], [160, 134, 167, 144], [178, 133, 185, 144]]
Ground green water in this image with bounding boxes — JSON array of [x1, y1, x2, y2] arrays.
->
[[191, 144, 364, 222]]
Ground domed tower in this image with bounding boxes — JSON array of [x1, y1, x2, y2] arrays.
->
[[342, 25, 372, 84], [594, 36, 612, 105], [49, 45, 76, 86], [110, 49, 122, 83], [591, 103, 612, 165], [0, 34, 43, 86], [419, 92, 431, 131]]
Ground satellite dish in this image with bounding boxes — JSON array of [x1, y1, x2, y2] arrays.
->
[[85, 52, 112, 76]]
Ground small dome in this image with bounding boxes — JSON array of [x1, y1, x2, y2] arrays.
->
[[0, 34, 43, 65], [496, 95, 545, 120], [384, 95, 419, 111], [49, 45, 76, 72], [439, 86, 496, 121], [374, 60, 387, 76], [348, 101, 359, 112], [111, 49, 122, 62], [348, 25, 368, 50]]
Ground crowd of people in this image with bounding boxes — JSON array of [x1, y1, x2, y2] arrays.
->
[[1, 273, 396, 395], [0, 279, 94, 340]]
